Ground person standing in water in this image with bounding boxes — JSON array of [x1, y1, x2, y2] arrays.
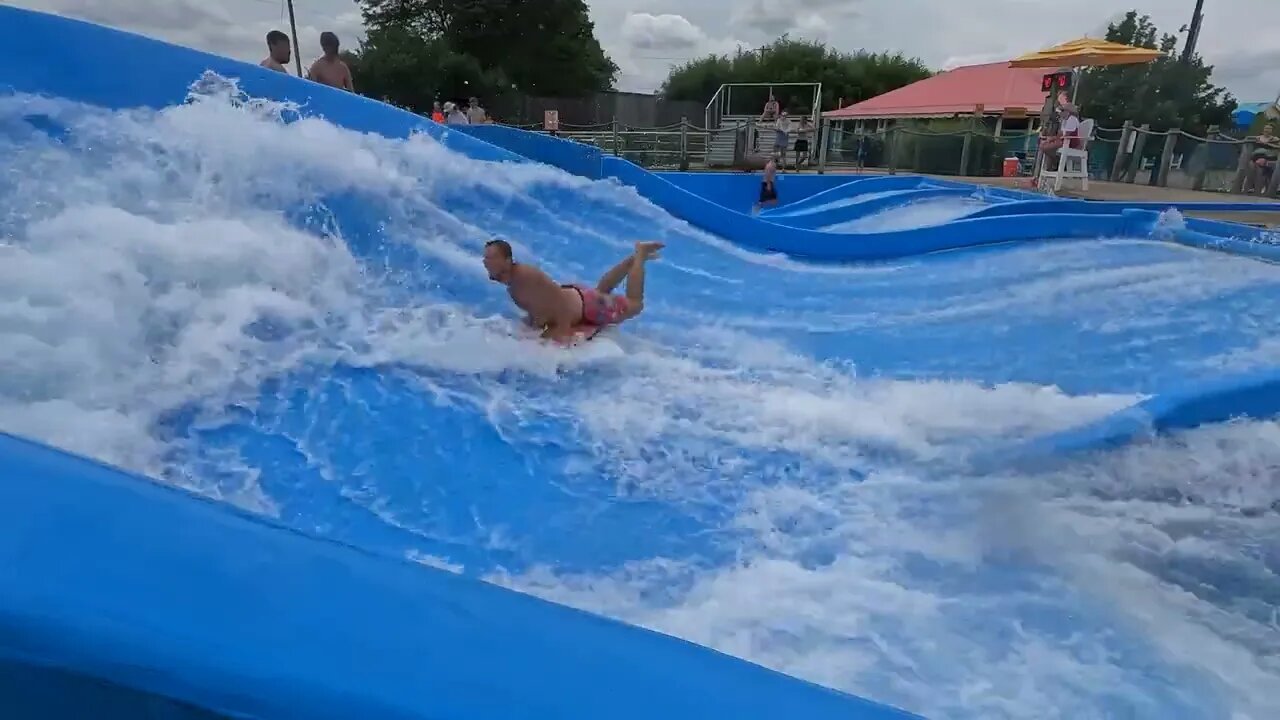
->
[[483, 239, 664, 344], [260, 30, 292, 73], [307, 32, 354, 91], [754, 156, 779, 213]]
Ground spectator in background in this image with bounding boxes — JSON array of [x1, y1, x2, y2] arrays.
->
[[1248, 123, 1278, 195], [260, 30, 291, 73], [1036, 103, 1068, 176], [307, 32, 354, 91], [430, 101, 445, 123], [1059, 102, 1082, 148], [444, 101, 470, 125], [467, 96, 488, 125], [773, 111, 790, 163], [760, 93, 779, 122], [794, 115, 813, 168]]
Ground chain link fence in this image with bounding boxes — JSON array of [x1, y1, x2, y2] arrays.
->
[[475, 114, 1280, 197], [816, 121, 1278, 197], [508, 121, 712, 170]]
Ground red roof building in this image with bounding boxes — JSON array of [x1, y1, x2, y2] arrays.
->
[[824, 62, 1048, 120]]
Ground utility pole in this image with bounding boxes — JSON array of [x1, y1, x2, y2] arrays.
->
[[1180, 0, 1205, 65], [286, 0, 303, 76]]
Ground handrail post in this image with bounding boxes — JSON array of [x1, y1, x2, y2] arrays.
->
[[1232, 141, 1256, 193], [1110, 120, 1134, 181], [611, 118, 620, 156], [818, 118, 830, 174], [1123, 124, 1150, 184], [1156, 131, 1178, 187], [1190, 137, 1210, 191], [703, 84, 724, 133], [888, 128, 901, 175], [679, 117, 689, 171]]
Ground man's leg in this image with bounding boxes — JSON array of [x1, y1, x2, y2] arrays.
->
[[595, 254, 635, 295], [620, 241, 662, 318]]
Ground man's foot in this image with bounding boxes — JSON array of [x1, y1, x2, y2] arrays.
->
[[634, 241, 664, 261]]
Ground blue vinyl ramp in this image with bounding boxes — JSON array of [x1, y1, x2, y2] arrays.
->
[[1, 6, 1279, 720]]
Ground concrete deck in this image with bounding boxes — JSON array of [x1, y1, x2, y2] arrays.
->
[[823, 169, 1280, 227]]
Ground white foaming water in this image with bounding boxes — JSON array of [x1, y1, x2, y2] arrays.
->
[[2, 78, 1276, 720], [822, 196, 987, 233], [496, 420, 1280, 719]]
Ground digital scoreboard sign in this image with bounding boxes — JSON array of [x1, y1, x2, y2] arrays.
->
[[1041, 71, 1072, 93]]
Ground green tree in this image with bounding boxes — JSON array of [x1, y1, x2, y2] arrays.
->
[[343, 26, 504, 113], [1077, 10, 1236, 134], [355, 0, 617, 97], [660, 37, 931, 112]]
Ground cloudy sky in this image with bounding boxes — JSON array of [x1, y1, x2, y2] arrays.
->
[[12, 0, 1280, 101]]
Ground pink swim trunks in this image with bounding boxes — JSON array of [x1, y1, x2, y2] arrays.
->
[[571, 284, 630, 326]]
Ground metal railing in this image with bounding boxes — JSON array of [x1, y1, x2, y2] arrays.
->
[[502, 113, 1280, 197], [1089, 122, 1279, 196], [816, 119, 1280, 197], [818, 125, 1040, 177], [513, 119, 713, 170], [704, 82, 822, 134]]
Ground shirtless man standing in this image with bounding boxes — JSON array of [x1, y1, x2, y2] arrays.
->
[[307, 32, 354, 91], [483, 240, 664, 344], [754, 156, 779, 213], [260, 30, 291, 73]]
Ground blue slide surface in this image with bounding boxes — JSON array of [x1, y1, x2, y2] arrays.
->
[[2, 7, 1280, 720], [458, 123, 1280, 261]]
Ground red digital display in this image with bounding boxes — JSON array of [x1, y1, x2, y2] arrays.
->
[[1041, 72, 1072, 93]]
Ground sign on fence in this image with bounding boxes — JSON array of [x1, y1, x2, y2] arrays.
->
[[543, 110, 559, 131]]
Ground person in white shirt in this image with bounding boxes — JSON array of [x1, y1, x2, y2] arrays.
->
[[444, 101, 470, 125], [1039, 102, 1080, 171], [1060, 103, 1082, 148], [772, 112, 790, 161]]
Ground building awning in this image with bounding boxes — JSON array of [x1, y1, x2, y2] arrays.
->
[[824, 62, 1047, 120]]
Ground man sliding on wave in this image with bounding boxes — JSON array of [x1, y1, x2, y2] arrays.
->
[[483, 239, 664, 344]]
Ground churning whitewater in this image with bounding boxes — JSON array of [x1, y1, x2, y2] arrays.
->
[[1, 76, 1278, 719]]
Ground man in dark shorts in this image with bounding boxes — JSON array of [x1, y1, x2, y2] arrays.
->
[[754, 157, 779, 213], [483, 239, 664, 344], [794, 116, 812, 168]]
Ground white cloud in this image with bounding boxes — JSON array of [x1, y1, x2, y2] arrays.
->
[[612, 12, 748, 93], [620, 13, 706, 52], [730, 0, 862, 39]]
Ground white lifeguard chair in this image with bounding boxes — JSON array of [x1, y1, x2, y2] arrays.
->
[[1039, 118, 1094, 194]]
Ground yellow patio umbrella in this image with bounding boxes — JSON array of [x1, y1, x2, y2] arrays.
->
[[1010, 36, 1162, 105], [1009, 37, 1163, 69]]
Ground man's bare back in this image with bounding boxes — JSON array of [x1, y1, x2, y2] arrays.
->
[[484, 240, 664, 344], [260, 58, 288, 73], [505, 264, 580, 328], [308, 57, 353, 91]]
